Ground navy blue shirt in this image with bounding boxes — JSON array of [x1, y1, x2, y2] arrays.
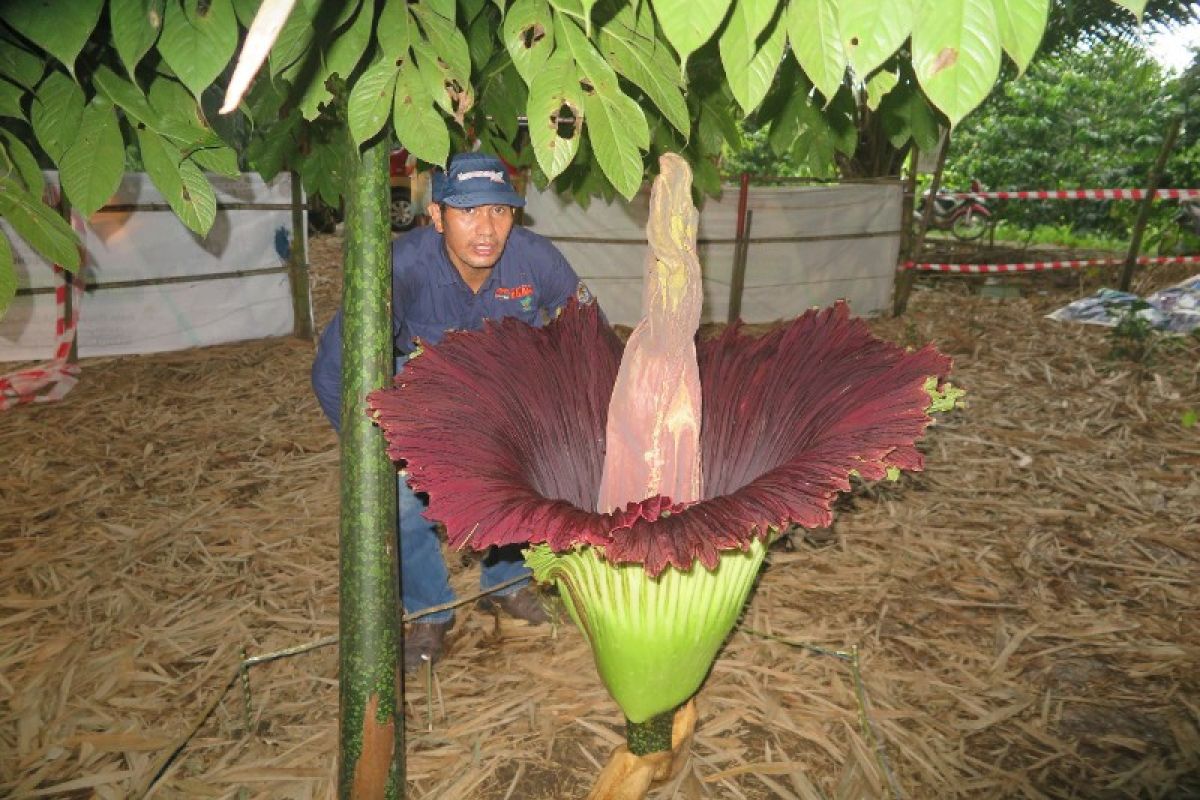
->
[[312, 225, 590, 430]]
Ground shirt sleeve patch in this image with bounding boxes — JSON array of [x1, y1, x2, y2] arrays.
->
[[575, 280, 595, 305]]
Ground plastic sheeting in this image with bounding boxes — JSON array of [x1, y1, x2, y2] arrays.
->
[[523, 181, 902, 326], [0, 173, 298, 362]]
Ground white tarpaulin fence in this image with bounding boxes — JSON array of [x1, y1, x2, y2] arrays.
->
[[523, 180, 903, 327], [1, 172, 298, 363]]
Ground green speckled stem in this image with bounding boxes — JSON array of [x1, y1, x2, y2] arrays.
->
[[337, 137, 404, 798], [626, 709, 675, 756]]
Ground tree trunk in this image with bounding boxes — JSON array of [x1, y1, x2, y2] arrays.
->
[[337, 136, 404, 799]]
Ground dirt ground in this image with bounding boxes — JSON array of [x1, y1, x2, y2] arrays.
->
[[1, 235, 1197, 799]]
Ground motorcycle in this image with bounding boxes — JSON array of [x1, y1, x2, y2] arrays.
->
[[915, 179, 993, 241]]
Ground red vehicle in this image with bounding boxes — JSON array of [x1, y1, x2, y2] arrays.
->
[[389, 148, 421, 232], [915, 178, 993, 241]]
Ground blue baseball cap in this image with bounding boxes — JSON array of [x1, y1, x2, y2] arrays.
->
[[432, 152, 525, 208]]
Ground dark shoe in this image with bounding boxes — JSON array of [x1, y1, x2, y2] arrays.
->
[[403, 619, 453, 671], [476, 586, 552, 624]]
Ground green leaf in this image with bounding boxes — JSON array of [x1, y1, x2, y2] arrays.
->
[[599, 8, 689, 135], [992, 0, 1047, 75], [93, 65, 159, 129], [527, 51, 585, 180], [110, 0, 166, 77], [269, 0, 316, 76], [246, 112, 300, 180], [232, 0, 261, 26], [411, 38, 475, 122], [0, 176, 81, 270], [298, 0, 373, 120], [720, 0, 788, 114], [503, 0, 556, 85], [378, 0, 414, 62], [410, 4, 473, 82], [1182, 408, 1198, 429], [0, 37, 45, 89], [865, 68, 898, 110], [392, 61, 450, 166], [553, 12, 619, 95], [0, 230, 15, 317], [466, 6, 497, 71], [1110, 0, 1147, 22], [30, 71, 85, 163], [913, 0, 1001, 126], [650, 0, 733, 64], [59, 97, 126, 217], [426, 0, 457, 19], [348, 58, 400, 146], [0, 0, 105, 75], [0, 79, 25, 119], [839, 0, 914, 79], [158, 0, 239, 98], [583, 87, 647, 199], [137, 127, 217, 234], [0, 129, 44, 197], [786, 0, 846, 103]]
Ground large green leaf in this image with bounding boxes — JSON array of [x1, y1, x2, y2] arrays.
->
[[110, 0, 165, 77], [650, 0, 733, 64], [553, 13, 619, 95], [158, 0, 239, 98], [720, 0, 788, 114], [865, 68, 899, 110], [786, 0, 846, 103], [0, 129, 44, 197], [93, 65, 159, 128], [503, 0, 556, 85], [410, 5, 473, 82], [0, 37, 45, 89], [913, 0, 1001, 126], [59, 97, 125, 217], [992, 0, 1048, 74], [583, 86, 648, 198], [144, 76, 238, 175], [0, 230, 15, 317], [0, 176, 81, 270], [839, 0, 914, 79], [598, 6, 689, 135], [269, 0, 316, 76], [378, 0, 413, 62], [1110, 0, 1147, 21], [0, 79, 25, 119], [392, 61, 450, 166], [137, 127, 217, 235], [527, 51, 585, 180], [411, 39, 475, 122], [298, 0, 373, 120], [0, 0, 105, 75], [246, 112, 300, 180], [30, 71, 85, 163], [349, 58, 400, 146]]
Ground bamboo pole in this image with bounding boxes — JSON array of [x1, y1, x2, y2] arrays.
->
[[893, 134, 950, 316], [337, 138, 404, 799], [727, 173, 751, 325], [288, 171, 315, 340], [1118, 116, 1181, 292]]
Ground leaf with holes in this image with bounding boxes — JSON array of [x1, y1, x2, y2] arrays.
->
[[1, 129, 44, 198], [30, 72, 85, 164], [839, 0, 913, 79], [0, 0, 105, 75], [137, 127, 217, 235], [528, 51, 585, 180], [993, 0, 1047, 75], [584, 86, 648, 200], [412, 39, 475, 123], [553, 13, 620, 95], [393, 61, 450, 166], [378, 0, 413, 61], [158, 0, 239, 98], [0, 177, 81, 270], [349, 58, 401, 146], [786, 0, 846, 103], [650, 0, 733, 64], [110, 0, 165, 77], [59, 97, 125, 218], [503, 0, 556, 85], [720, 0, 788, 114], [913, 0, 1001, 126]]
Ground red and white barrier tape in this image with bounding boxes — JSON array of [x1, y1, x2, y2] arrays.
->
[[0, 190, 86, 412], [902, 254, 1200, 273], [937, 188, 1200, 201]]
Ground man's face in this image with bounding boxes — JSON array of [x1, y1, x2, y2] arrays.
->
[[429, 203, 516, 281]]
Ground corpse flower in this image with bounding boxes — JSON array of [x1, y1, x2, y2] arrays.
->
[[368, 155, 956, 797]]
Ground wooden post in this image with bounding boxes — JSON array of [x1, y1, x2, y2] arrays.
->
[[57, 191, 79, 363], [727, 173, 751, 325], [288, 172, 315, 340], [338, 137, 404, 799], [893, 135, 950, 316], [1118, 116, 1181, 292]]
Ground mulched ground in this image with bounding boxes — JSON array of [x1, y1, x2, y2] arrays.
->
[[1, 233, 1197, 799]]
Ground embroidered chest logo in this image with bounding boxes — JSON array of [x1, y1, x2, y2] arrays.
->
[[495, 284, 534, 300]]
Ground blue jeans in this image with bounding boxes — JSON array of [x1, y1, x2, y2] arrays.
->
[[397, 457, 531, 624]]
